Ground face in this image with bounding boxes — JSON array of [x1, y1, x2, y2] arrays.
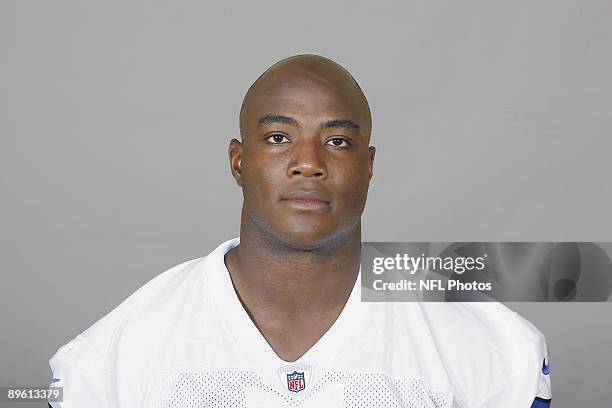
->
[[230, 71, 375, 249]]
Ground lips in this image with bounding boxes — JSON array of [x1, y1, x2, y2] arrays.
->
[[281, 190, 331, 209]]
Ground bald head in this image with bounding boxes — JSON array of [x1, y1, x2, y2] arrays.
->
[[239, 54, 372, 140]]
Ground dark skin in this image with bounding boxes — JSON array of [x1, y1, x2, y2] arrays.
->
[[226, 55, 375, 362]]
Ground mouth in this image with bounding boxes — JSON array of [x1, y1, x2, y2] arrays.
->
[[280, 191, 331, 210]]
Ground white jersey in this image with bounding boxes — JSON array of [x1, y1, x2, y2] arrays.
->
[[49, 238, 552, 408]]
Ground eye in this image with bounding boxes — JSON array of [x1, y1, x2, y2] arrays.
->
[[325, 137, 351, 147], [265, 134, 291, 144]]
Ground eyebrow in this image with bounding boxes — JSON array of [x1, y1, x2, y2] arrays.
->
[[321, 119, 360, 131], [257, 114, 299, 127]]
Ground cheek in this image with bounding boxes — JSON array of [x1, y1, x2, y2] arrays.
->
[[333, 167, 371, 211], [242, 159, 285, 205]]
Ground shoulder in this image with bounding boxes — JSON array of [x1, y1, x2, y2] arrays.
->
[[48, 238, 241, 406], [50, 237, 240, 370], [49, 256, 206, 372], [414, 301, 545, 352], [47, 256, 213, 406], [414, 302, 551, 407]]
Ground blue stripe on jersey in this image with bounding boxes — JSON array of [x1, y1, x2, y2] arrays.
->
[[531, 397, 551, 407]]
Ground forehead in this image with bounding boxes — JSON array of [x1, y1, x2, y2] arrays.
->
[[245, 73, 369, 128]]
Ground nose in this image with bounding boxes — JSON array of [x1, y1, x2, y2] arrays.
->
[[287, 141, 327, 178]]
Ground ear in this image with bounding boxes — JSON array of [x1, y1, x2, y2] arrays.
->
[[228, 138, 243, 186], [368, 146, 376, 180]]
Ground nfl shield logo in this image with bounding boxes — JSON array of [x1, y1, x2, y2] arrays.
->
[[286, 371, 306, 393]]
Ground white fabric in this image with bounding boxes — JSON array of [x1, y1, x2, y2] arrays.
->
[[49, 238, 551, 408]]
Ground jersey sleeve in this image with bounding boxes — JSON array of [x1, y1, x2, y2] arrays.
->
[[530, 333, 552, 406], [48, 335, 113, 407], [46, 258, 204, 407], [473, 332, 552, 408]]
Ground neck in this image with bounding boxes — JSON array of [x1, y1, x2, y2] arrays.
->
[[225, 208, 362, 316]]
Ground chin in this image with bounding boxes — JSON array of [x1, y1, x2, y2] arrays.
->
[[276, 230, 333, 251], [247, 210, 357, 251], [262, 219, 330, 248], [275, 222, 357, 252]]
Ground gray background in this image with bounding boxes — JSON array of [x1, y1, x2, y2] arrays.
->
[[1, 1, 611, 407]]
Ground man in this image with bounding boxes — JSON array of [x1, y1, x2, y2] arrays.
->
[[49, 54, 552, 407]]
